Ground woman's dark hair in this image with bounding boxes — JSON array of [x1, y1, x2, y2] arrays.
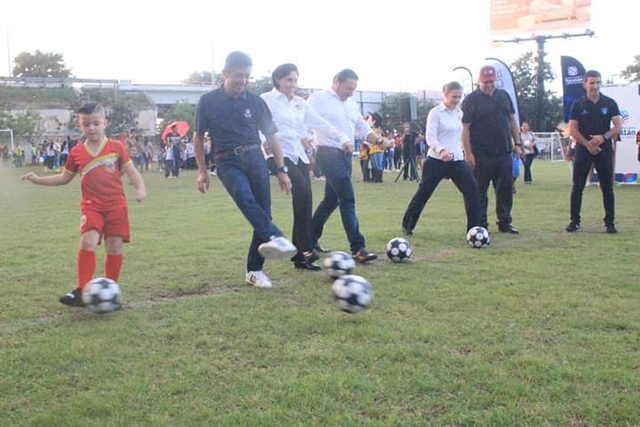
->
[[272, 63, 299, 89]]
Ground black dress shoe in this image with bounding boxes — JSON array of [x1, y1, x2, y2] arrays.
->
[[402, 227, 413, 236], [605, 224, 618, 234], [498, 224, 519, 234], [566, 222, 580, 232], [353, 249, 378, 263], [294, 261, 321, 271], [313, 243, 330, 253], [303, 250, 320, 263]]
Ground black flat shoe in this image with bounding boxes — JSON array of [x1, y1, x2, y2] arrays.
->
[[294, 261, 321, 271], [498, 224, 519, 234]]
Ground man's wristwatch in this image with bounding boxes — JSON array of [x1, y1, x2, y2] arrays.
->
[[305, 147, 315, 157], [277, 165, 289, 175]]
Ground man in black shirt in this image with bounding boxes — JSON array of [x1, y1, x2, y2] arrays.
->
[[566, 70, 621, 233], [193, 51, 296, 289], [461, 65, 523, 234]]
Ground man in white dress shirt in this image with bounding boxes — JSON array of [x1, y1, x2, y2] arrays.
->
[[308, 69, 380, 263], [402, 81, 481, 235]]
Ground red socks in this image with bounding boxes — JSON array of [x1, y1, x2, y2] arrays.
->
[[77, 249, 96, 290], [105, 254, 123, 282]]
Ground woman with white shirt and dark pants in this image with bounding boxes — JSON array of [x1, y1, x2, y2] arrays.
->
[[402, 82, 481, 234], [261, 63, 350, 270]]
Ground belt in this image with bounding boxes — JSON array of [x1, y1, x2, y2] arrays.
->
[[214, 144, 260, 160], [317, 146, 349, 156]]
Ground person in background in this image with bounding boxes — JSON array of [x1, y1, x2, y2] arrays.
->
[[359, 135, 371, 182], [520, 122, 537, 184]]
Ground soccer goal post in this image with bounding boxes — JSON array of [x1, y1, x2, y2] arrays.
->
[[0, 128, 14, 152]]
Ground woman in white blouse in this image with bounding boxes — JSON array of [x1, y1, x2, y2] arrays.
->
[[261, 63, 349, 271], [401, 81, 481, 235], [520, 122, 537, 184]]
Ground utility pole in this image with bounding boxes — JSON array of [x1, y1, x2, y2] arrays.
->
[[492, 29, 594, 128]]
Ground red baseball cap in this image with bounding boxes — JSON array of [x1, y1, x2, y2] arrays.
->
[[479, 65, 497, 83]]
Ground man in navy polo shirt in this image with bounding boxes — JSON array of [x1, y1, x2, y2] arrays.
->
[[461, 65, 523, 234], [193, 51, 297, 289], [566, 70, 621, 233]]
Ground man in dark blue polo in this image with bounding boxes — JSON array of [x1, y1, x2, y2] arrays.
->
[[461, 65, 523, 234], [193, 51, 297, 289], [566, 70, 621, 233]]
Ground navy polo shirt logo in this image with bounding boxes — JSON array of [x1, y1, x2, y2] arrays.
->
[[582, 109, 588, 115], [244, 109, 252, 119], [601, 107, 608, 115]]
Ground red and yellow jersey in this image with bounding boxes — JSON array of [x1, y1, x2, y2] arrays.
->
[[64, 137, 132, 210]]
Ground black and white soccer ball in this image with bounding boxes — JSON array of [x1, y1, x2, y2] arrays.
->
[[386, 237, 412, 262], [466, 226, 490, 248], [323, 251, 356, 279], [331, 275, 373, 314], [82, 277, 121, 314]]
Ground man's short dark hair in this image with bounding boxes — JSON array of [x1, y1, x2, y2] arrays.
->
[[77, 102, 105, 117], [333, 69, 359, 84], [224, 51, 252, 71], [583, 70, 601, 82], [272, 63, 298, 89]]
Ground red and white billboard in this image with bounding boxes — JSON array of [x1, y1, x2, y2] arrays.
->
[[490, 0, 591, 35]]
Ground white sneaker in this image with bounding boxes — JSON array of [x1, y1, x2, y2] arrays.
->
[[245, 271, 272, 289], [258, 236, 297, 259]]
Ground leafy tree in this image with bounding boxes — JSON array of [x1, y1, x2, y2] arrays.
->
[[12, 50, 72, 78], [380, 93, 434, 133], [158, 101, 196, 138], [0, 108, 42, 142], [620, 54, 640, 83], [511, 52, 562, 132], [183, 71, 224, 86]]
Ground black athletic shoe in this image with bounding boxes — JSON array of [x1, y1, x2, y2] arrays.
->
[[565, 222, 580, 232], [59, 288, 85, 307], [294, 261, 322, 271], [353, 249, 378, 263], [606, 224, 618, 234], [498, 224, 519, 234], [402, 227, 413, 236]]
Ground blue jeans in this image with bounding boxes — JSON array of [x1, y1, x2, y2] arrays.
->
[[312, 147, 365, 254], [370, 152, 383, 172], [216, 149, 283, 272]]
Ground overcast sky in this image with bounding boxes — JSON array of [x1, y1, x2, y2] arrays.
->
[[2, 0, 638, 94]]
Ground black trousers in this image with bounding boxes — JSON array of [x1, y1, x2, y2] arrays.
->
[[286, 158, 314, 262], [570, 147, 615, 225], [402, 157, 481, 232], [474, 153, 513, 228]]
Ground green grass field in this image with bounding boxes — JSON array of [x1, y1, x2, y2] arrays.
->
[[1, 161, 639, 426]]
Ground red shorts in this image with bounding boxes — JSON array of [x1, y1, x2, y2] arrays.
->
[[80, 205, 130, 243]]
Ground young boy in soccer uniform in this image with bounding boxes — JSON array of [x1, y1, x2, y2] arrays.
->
[[22, 102, 146, 307]]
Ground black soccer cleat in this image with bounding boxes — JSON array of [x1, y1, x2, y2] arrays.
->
[[59, 288, 85, 307], [565, 222, 580, 233]]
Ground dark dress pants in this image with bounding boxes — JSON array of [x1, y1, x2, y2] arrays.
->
[[402, 157, 481, 232], [285, 158, 314, 262], [570, 146, 615, 225], [216, 149, 284, 272], [474, 153, 514, 228], [312, 147, 366, 254]]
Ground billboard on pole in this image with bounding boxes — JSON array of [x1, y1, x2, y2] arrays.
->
[[490, 0, 591, 35]]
